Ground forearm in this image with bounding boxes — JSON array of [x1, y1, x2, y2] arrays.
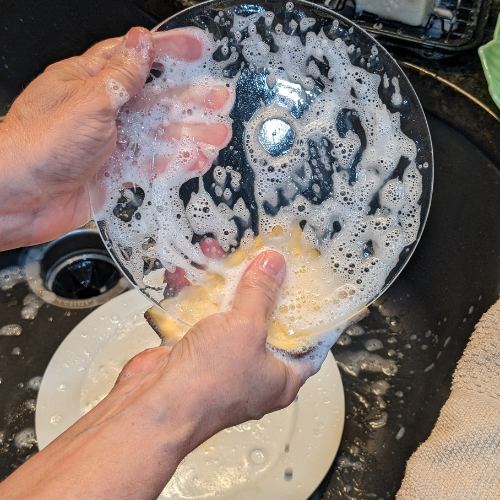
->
[[0, 376, 203, 500], [0, 251, 302, 499]]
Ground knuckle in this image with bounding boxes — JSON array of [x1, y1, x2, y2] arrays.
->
[[253, 318, 269, 335], [255, 274, 278, 300], [169, 333, 197, 364], [230, 310, 267, 340]]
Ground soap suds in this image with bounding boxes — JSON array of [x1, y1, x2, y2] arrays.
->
[[0, 324, 22, 336]]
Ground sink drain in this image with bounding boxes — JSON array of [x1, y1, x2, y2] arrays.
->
[[25, 228, 130, 309]]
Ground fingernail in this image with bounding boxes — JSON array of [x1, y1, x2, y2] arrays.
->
[[125, 27, 150, 51], [258, 252, 286, 285]]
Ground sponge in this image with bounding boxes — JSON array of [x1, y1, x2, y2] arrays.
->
[[356, 0, 436, 26]]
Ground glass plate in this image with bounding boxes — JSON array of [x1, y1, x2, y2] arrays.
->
[[89, 0, 433, 352]]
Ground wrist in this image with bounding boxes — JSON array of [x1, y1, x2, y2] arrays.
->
[[134, 373, 210, 458], [0, 376, 204, 500], [0, 116, 40, 191], [0, 120, 42, 245], [0, 117, 90, 250], [150, 361, 241, 449]]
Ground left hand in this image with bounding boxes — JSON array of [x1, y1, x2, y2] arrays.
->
[[0, 27, 153, 250]]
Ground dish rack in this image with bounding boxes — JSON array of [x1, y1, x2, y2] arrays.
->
[[322, 0, 492, 58], [135, 0, 492, 58]]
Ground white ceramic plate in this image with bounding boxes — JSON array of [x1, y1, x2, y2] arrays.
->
[[36, 289, 344, 500]]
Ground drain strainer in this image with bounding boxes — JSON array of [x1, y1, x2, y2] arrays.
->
[[25, 228, 130, 309]]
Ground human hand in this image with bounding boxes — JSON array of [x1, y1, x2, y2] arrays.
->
[[0, 27, 223, 251], [0, 250, 307, 500], [0, 27, 154, 250], [117, 250, 309, 435]]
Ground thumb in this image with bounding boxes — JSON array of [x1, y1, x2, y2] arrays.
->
[[93, 26, 154, 112], [232, 250, 286, 324]]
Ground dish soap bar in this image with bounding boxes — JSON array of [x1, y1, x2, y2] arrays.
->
[[355, 0, 436, 26]]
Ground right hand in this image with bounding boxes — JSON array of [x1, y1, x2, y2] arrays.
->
[[0, 251, 307, 500], [116, 250, 309, 438]]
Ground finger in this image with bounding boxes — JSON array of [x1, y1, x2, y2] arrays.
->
[[139, 84, 230, 114], [200, 237, 225, 259], [151, 145, 213, 179], [179, 84, 231, 110], [159, 122, 231, 148], [78, 37, 123, 77], [43, 35, 132, 82], [153, 29, 204, 61], [93, 27, 154, 111], [232, 250, 286, 322]]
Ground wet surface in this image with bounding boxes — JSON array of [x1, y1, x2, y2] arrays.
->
[[1, 1, 500, 498], [310, 72, 500, 497], [0, 276, 92, 475]]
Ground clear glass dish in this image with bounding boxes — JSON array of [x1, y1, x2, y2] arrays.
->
[[89, 0, 433, 353]]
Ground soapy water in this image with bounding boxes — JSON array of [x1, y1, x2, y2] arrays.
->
[[28, 376, 42, 391], [90, 1, 431, 361], [0, 266, 25, 291], [13, 427, 37, 450], [21, 293, 44, 320], [0, 324, 22, 336]]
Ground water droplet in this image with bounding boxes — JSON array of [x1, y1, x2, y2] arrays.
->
[[284, 467, 293, 481], [50, 413, 62, 424], [24, 399, 36, 411], [249, 448, 267, 465], [0, 324, 22, 336]]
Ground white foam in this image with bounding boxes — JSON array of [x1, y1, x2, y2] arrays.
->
[[21, 293, 44, 320], [391, 76, 402, 106], [104, 78, 130, 112], [13, 427, 37, 449], [335, 350, 398, 376], [0, 324, 22, 336], [0, 266, 24, 290], [28, 376, 42, 391]]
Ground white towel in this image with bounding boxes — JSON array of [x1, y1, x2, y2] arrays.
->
[[396, 298, 500, 500]]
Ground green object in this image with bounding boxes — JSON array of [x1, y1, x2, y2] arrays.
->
[[479, 14, 500, 111]]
